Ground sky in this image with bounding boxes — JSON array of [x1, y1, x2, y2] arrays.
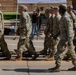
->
[[18, 0, 66, 3]]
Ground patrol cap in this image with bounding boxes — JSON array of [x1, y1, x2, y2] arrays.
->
[[50, 6, 54, 9], [53, 6, 59, 10], [59, 4, 67, 10], [45, 8, 50, 12], [18, 5, 28, 11], [49, 6, 54, 11], [67, 5, 73, 10]]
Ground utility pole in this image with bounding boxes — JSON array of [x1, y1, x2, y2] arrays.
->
[[72, 0, 74, 9], [13, 0, 18, 40]]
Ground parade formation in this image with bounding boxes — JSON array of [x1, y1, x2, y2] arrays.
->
[[0, 2, 76, 73]]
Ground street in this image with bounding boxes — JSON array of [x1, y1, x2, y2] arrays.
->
[[0, 35, 76, 75]]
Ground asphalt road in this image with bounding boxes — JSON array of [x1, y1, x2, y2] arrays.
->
[[0, 35, 76, 75]]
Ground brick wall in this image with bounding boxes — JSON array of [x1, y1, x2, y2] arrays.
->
[[0, 0, 73, 12], [0, 0, 17, 12]]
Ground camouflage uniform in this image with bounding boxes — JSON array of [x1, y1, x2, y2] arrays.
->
[[67, 6, 76, 31], [55, 12, 76, 67], [48, 4, 76, 72], [52, 13, 61, 56], [41, 8, 54, 54], [15, 5, 38, 59], [0, 11, 11, 59], [67, 7, 76, 52]]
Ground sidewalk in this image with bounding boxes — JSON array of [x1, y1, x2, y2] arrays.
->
[[0, 60, 76, 75]]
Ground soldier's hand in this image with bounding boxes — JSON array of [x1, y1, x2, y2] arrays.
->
[[26, 35, 29, 38], [44, 31, 46, 35], [48, 33, 51, 37], [16, 31, 19, 35], [16, 29, 20, 35], [68, 42, 71, 46]]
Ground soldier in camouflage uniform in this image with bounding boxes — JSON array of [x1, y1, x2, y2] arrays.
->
[[0, 11, 11, 60], [48, 4, 76, 72], [14, 5, 38, 60], [40, 8, 54, 55], [63, 5, 76, 60], [48, 7, 61, 59], [67, 6, 76, 52]]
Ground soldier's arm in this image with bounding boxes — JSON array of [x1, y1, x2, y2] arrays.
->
[[16, 20, 20, 35], [44, 18, 50, 35], [72, 13, 76, 31], [53, 31, 60, 39], [65, 16, 73, 42], [74, 16, 76, 32], [49, 16, 54, 35], [23, 13, 32, 37]]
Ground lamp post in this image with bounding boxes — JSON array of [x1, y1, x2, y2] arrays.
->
[[15, 0, 18, 33]]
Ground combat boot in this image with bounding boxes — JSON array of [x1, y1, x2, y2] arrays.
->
[[15, 56, 22, 61], [4, 53, 11, 60], [68, 67, 76, 71], [14, 49, 22, 60], [3, 51, 11, 60], [46, 55, 54, 60], [48, 65, 60, 72], [40, 50, 47, 55], [32, 53, 39, 60]]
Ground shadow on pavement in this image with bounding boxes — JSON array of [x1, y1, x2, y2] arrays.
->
[[2, 68, 28, 72], [2, 68, 69, 73], [2, 68, 49, 73]]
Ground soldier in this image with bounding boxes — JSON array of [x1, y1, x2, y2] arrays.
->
[[67, 6, 76, 52], [0, 10, 11, 60], [14, 5, 38, 60], [39, 8, 50, 55], [40, 8, 54, 55], [64, 5, 76, 60], [67, 5, 76, 31], [48, 7, 61, 59], [63, 5, 76, 60], [48, 4, 76, 72]]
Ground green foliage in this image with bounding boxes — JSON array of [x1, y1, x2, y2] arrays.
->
[[3, 12, 46, 20], [3, 12, 20, 20]]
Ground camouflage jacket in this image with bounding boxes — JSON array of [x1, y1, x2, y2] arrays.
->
[[44, 14, 55, 35], [69, 11, 76, 32], [53, 13, 61, 36], [59, 12, 74, 41], [18, 11, 32, 38]]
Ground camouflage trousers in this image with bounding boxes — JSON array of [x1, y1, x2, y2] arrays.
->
[[50, 37, 60, 55], [43, 35, 53, 53], [17, 37, 36, 57], [55, 40, 76, 67], [73, 35, 76, 52], [0, 35, 10, 56]]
